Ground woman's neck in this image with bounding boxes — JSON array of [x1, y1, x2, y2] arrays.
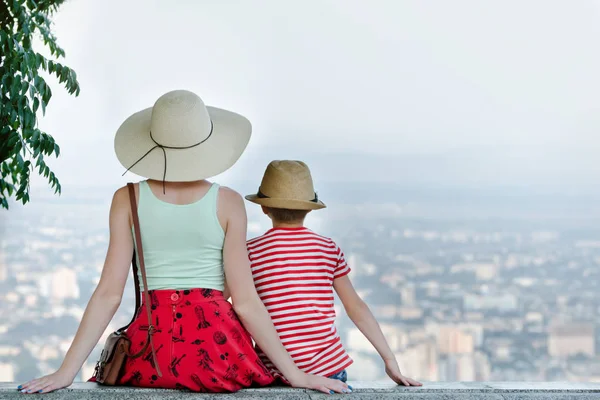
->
[[147, 179, 209, 189]]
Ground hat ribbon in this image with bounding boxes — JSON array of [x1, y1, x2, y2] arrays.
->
[[256, 189, 319, 203], [122, 121, 214, 193]]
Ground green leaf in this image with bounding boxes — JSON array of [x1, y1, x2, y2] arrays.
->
[[16, 153, 24, 170], [22, 113, 30, 130], [11, 79, 21, 98], [33, 97, 39, 113], [36, 77, 45, 96], [35, 53, 45, 69], [42, 85, 52, 104], [21, 81, 29, 95], [54, 143, 60, 156], [45, 138, 54, 155], [32, 129, 40, 144], [23, 52, 31, 69]]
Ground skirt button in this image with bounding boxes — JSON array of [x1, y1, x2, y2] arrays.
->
[[170, 293, 179, 301]]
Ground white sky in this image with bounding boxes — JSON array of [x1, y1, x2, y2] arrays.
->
[[30, 0, 600, 188]]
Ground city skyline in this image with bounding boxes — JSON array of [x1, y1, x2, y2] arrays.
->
[[1, 184, 600, 382]]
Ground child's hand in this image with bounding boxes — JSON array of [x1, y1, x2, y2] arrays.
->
[[385, 359, 423, 386]]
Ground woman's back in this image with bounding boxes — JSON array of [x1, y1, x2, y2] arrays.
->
[[20, 90, 350, 395], [135, 180, 224, 291]]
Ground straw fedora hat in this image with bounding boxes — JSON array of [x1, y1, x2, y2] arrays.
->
[[245, 160, 326, 210], [114, 90, 251, 182]]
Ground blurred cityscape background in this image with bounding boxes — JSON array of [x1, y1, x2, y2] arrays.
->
[[1, 154, 600, 382], [1, 0, 600, 384]]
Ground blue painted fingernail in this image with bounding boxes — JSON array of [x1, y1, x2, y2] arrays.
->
[[348, 385, 353, 390], [39, 390, 43, 393], [17, 385, 22, 389], [329, 390, 334, 394]]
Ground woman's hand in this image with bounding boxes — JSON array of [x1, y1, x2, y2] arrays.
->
[[289, 372, 352, 395], [385, 359, 422, 386], [18, 370, 74, 394]]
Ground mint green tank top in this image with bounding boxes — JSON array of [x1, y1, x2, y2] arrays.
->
[[133, 181, 225, 291]]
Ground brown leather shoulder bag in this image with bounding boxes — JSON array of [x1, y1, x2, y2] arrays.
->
[[93, 183, 162, 384]]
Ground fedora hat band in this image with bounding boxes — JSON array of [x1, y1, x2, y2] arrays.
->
[[256, 188, 319, 203], [122, 120, 214, 194]]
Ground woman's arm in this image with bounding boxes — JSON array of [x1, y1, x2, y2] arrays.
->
[[222, 280, 231, 301], [219, 188, 349, 395], [19, 187, 136, 394], [334, 276, 422, 386]]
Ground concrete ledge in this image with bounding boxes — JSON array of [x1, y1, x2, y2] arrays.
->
[[1, 382, 600, 399]]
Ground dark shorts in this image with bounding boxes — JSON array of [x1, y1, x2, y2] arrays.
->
[[328, 369, 348, 382]]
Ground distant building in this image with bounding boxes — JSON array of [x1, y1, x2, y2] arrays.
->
[[398, 340, 438, 381], [398, 306, 423, 320], [401, 284, 416, 306], [463, 293, 518, 312], [475, 264, 498, 281], [474, 351, 492, 381], [567, 356, 600, 382], [437, 326, 475, 354], [0, 362, 14, 382], [39, 267, 80, 302], [449, 263, 497, 281], [0, 251, 6, 282], [439, 354, 476, 381], [548, 323, 595, 358]]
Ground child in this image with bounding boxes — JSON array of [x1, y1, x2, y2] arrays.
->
[[244, 160, 422, 386]]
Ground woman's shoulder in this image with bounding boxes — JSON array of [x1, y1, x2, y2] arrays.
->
[[216, 186, 246, 222], [113, 185, 130, 203], [214, 186, 247, 231], [217, 185, 243, 203], [110, 183, 138, 211]]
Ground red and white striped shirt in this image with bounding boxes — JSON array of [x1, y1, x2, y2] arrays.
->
[[247, 227, 353, 377]]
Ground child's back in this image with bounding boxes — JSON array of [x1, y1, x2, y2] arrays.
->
[[245, 160, 421, 386], [247, 226, 353, 377]]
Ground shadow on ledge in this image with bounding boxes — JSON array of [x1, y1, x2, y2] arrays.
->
[[1, 381, 600, 399]]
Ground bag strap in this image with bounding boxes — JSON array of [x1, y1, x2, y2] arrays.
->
[[118, 253, 141, 333], [127, 183, 162, 377]]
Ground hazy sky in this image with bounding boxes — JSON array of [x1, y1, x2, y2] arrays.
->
[[29, 0, 600, 190]]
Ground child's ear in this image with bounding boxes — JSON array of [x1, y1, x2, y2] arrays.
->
[[261, 206, 269, 216]]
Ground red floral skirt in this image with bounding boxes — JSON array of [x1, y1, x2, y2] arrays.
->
[[96, 289, 275, 392]]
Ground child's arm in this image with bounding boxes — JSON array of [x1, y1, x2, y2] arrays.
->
[[334, 276, 422, 386]]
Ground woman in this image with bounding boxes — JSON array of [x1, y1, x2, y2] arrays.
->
[[18, 90, 350, 394]]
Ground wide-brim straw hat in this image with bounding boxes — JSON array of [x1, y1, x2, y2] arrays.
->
[[114, 90, 251, 182], [245, 160, 326, 210]]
